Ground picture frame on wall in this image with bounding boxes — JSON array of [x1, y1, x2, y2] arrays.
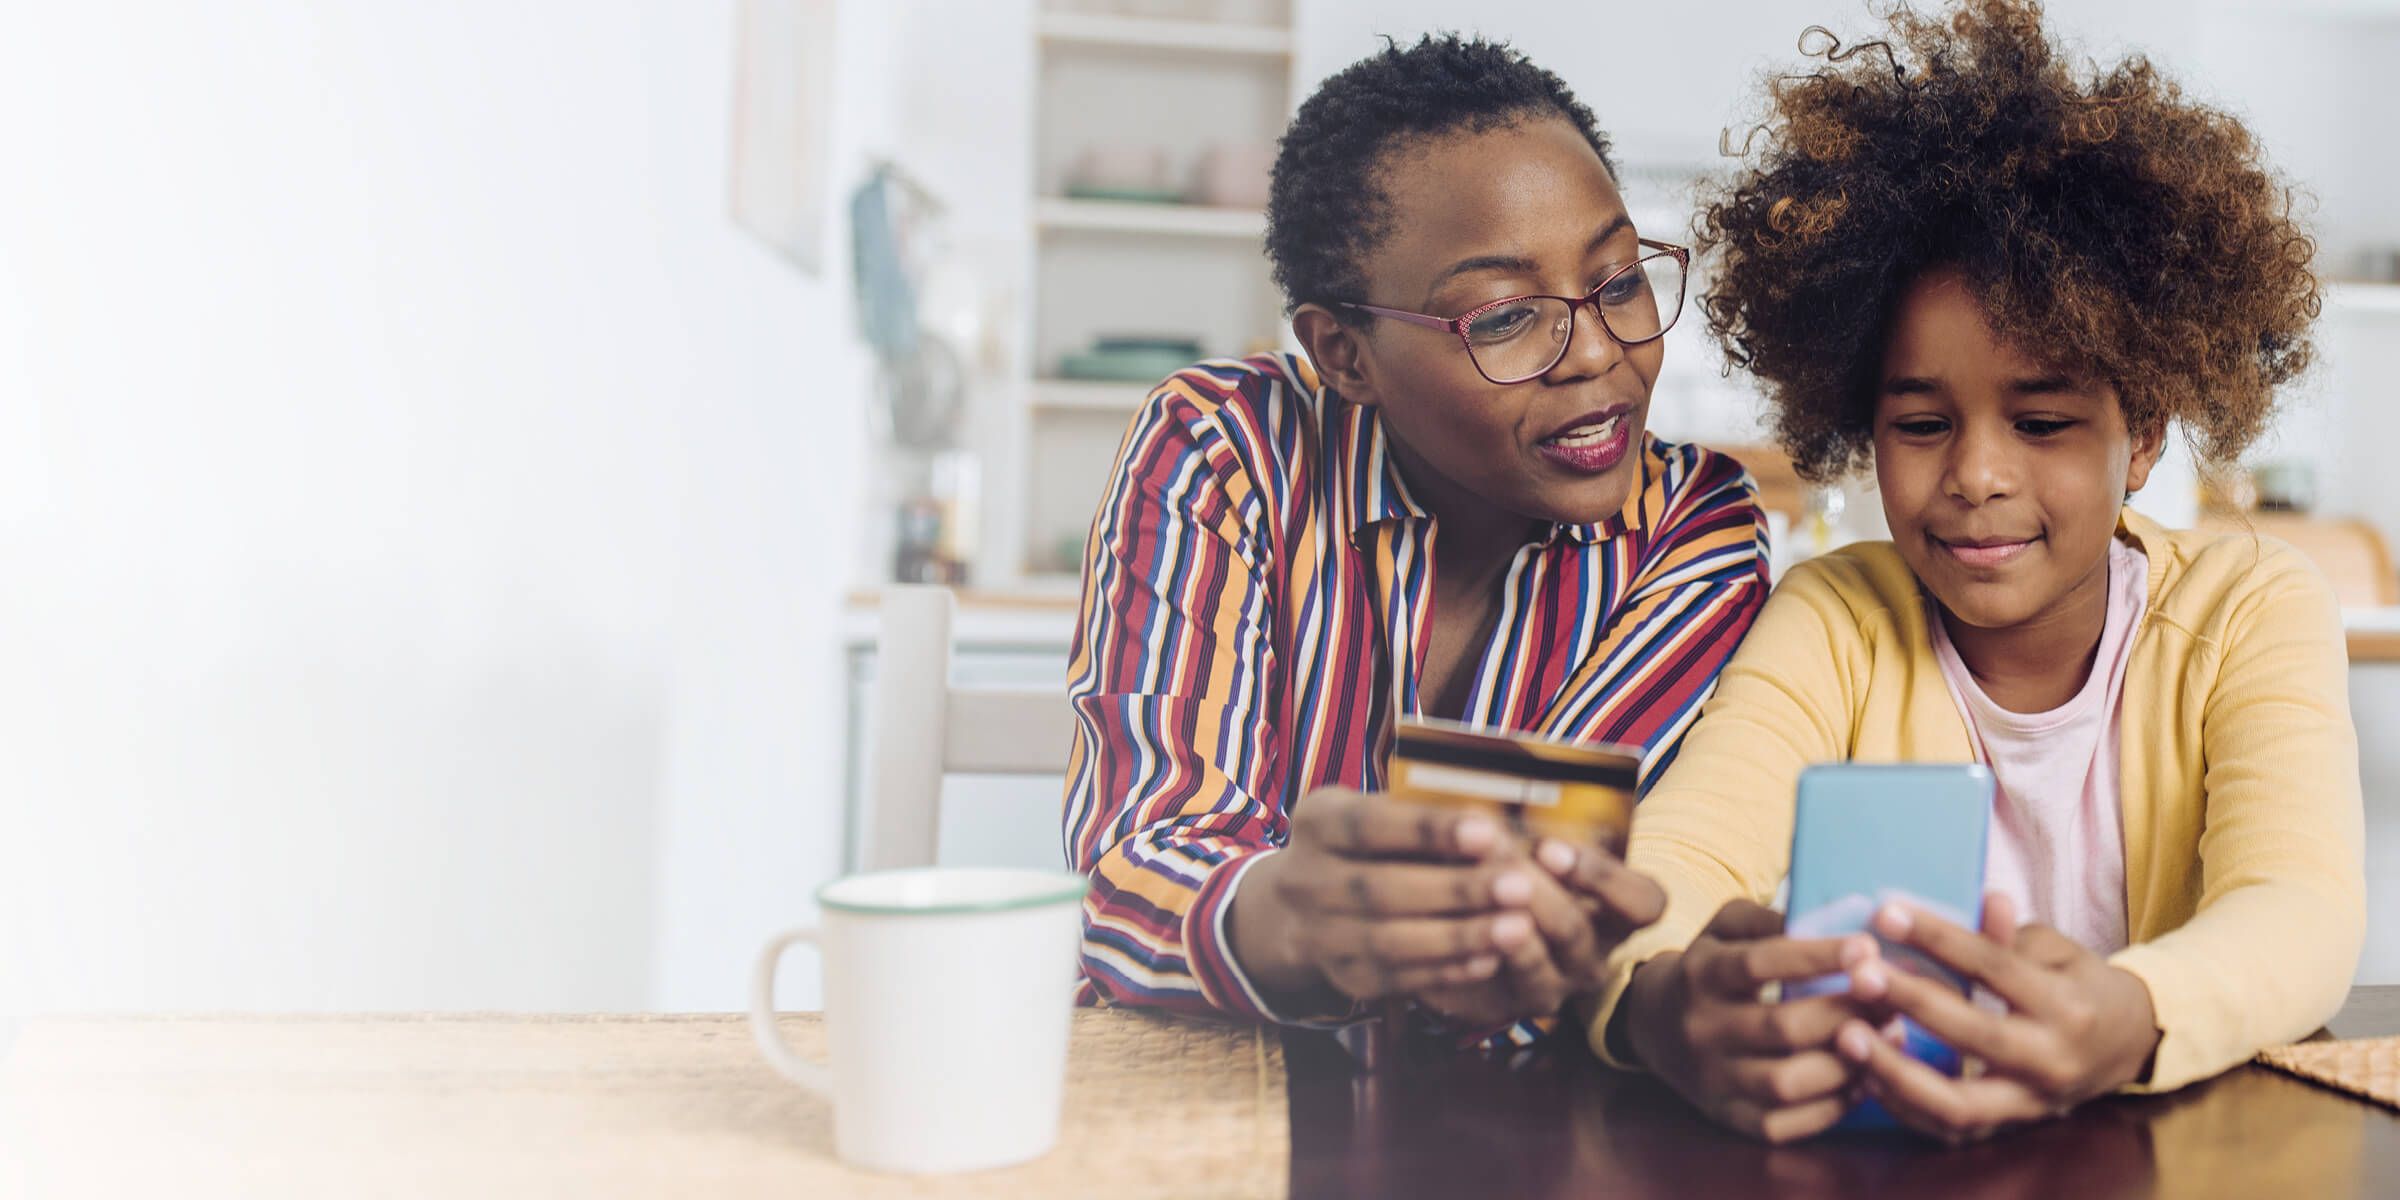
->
[[729, 0, 837, 273]]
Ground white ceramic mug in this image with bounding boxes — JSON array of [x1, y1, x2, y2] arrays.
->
[[750, 866, 1090, 1174]]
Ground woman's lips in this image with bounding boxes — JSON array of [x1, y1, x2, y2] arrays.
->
[[1535, 411, 1633, 475], [1939, 537, 2036, 568]]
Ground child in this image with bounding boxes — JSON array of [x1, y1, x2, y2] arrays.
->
[[1579, 0, 2361, 1142]]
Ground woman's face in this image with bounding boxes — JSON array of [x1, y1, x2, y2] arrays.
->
[[1872, 269, 2163, 633], [1301, 117, 1664, 528]]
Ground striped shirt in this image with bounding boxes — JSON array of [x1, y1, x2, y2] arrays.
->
[[1061, 353, 1766, 1040]]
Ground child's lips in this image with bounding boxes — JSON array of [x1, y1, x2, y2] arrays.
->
[[1937, 536, 2035, 568]]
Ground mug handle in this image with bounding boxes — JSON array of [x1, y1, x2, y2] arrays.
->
[[750, 927, 832, 1095]]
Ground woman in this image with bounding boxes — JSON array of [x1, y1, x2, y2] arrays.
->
[[1062, 36, 1767, 1046]]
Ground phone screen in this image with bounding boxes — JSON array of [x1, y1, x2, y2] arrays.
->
[[1784, 763, 1994, 1130]]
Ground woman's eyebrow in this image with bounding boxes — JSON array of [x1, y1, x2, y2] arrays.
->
[[1426, 214, 1635, 292]]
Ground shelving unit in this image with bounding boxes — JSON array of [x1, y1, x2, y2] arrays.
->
[[1036, 12, 1294, 57], [999, 2, 1297, 584], [1034, 197, 1266, 239], [1031, 378, 1154, 413], [2328, 280, 2400, 316]]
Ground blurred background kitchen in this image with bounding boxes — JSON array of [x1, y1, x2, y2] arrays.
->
[[3, 0, 2395, 1023]]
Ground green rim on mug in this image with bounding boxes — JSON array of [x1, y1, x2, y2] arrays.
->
[[814, 867, 1091, 917]]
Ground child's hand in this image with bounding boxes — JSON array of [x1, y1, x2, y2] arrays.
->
[[1617, 899, 1882, 1143], [1836, 893, 2162, 1143]]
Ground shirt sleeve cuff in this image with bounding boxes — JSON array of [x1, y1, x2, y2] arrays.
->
[[1186, 848, 1368, 1028]]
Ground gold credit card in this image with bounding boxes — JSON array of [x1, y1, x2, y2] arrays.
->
[[1389, 717, 1638, 853]]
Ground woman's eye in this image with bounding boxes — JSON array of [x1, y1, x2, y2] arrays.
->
[[2017, 419, 2073, 437], [1466, 304, 1540, 343], [1597, 272, 1648, 305]]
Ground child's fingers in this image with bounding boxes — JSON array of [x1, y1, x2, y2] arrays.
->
[[1720, 1047, 1855, 1109], [1847, 958, 2055, 1079], [1839, 1019, 2052, 1142], [1873, 901, 2072, 1018], [1695, 933, 1874, 999], [1753, 1096, 1853, 1145], [1716, 1092, 1854, 1145], [1980, 890, 2021, 948], [1703, 899, 1787, 942], [1697, 993, 1873, 1056]]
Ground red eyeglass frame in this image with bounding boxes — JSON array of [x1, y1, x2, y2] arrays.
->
[[1338, 238, 1691, 384]]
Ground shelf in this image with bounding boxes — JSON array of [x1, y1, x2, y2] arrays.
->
[[2327, 280, 2400, 315], [1036, 197, 1266, 239], [1033, 378, 1154, 413], [1036, 12, 1293, 58]]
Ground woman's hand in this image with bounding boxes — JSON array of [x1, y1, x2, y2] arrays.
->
[[1615, 899, 1882, 1143], [1227, 789, 1667, 1028], [1228, 788, 1545, 1015], [1836, 894, 2161, 1143], [1406, 837, 1665, 1028]]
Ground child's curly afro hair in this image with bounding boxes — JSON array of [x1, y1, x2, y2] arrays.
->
[[1700, 0, 2319, 480]]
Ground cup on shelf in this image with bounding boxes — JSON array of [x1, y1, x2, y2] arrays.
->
[[1190, 142, 1276, 209], [1064, 144, 1178, 203]]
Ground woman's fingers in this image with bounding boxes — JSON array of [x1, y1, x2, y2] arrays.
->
[[1518, 870, 1608, 984], [1274, 856, 1539, 917], [1301, 911, 1522, 968], [1293, 789, 1499, 861], [1536, 839, 1666, 932]]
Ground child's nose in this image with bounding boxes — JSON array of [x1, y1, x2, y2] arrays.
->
[[1943, 427, 2017, 504]]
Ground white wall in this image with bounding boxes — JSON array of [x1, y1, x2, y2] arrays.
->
[[0, 1, 881, 1016], [1290, 1, 2400, 500]]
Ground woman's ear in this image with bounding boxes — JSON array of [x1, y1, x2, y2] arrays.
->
[[1292, 304, 1384, 407]]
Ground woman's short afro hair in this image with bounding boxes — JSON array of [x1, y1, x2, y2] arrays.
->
[[1267, 34, 1613, 320], [1699, 0, 2319, 480]]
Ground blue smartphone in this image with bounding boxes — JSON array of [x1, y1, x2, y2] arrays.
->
[[1784, 763, 1994, 1132]]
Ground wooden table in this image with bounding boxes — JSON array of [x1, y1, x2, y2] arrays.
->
[[1285, 986, 2400, 1199], [6, 992, 2391, 1197]]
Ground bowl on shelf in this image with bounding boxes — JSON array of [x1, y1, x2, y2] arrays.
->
[[1057, 335, 1205, 382], [1065, 144, 1177, 202]]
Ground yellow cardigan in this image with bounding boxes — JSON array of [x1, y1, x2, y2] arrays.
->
[[1590, 509, 2365, 1092]]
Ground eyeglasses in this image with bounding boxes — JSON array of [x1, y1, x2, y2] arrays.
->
[[1340, 239, 1690, 385]]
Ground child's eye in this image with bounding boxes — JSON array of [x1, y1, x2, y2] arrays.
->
[[1892, 419, 1949, 437], [2017, 418, 2074, 437]]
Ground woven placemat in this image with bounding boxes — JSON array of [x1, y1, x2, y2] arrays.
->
[[2255, 1035, 2400, 1111], [0, 1007, 1287, 1199]]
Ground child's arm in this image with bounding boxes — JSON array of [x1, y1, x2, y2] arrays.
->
[[1586, 556, 1868, 1059], [1834, 550, 2364, 1138], [2107, 550, 2365, 1091]]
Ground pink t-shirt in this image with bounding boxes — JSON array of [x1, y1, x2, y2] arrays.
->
[[1929, 537, 2148, 955]]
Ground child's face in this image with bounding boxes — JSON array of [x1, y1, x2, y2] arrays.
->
[[1872, 269, 2164, 633], [1309, 118, 1664, 528]]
